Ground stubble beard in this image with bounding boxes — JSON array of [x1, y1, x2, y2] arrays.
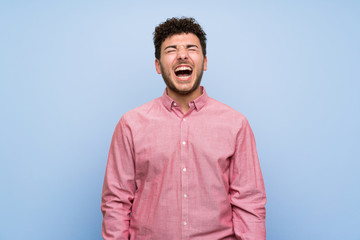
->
[[160, 61, 205, 95]]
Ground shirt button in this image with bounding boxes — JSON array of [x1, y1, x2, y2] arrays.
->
[[183, 118, 186, 121], [184, 194, 188, 198], [173, 102, 177, 106], [182, 141, 186, 145], [182, 167, 187, 172], [183, 222, 187, 226]]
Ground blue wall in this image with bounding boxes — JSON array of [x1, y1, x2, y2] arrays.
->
[[1, 1, 359, 239]]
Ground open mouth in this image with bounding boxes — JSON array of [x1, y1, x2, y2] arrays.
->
[[174, 65, 193, 80]]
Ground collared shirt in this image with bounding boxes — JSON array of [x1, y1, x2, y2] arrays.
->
[[101, 87, 266, 240]]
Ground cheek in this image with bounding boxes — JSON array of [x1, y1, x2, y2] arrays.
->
[[162, 61, 175, 73], [189, 55, 203, 66]]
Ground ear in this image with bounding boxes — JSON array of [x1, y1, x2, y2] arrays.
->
[[155, 59, 161, 74], [203, 56, 208, 71]]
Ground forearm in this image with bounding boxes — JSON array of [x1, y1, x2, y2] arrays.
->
[[101, 183, 132, 240], [232, 187, 266, 239]]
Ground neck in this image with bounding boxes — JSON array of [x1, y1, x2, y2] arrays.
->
[[167, 86, 202, 114]]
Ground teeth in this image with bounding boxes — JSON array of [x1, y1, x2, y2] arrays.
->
[[175, 66, 192, 72]]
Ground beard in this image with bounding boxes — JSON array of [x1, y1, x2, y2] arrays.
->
[[160, 61, 205, 95]]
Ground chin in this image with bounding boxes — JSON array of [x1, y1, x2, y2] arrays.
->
[[175, 84, 200, 95]]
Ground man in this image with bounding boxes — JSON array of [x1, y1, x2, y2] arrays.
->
[[101, 17, 266, 240]]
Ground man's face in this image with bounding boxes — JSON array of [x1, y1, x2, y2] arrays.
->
[[155, 33, 207, 96]]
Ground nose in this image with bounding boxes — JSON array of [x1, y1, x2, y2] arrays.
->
[[177, 48, 189, 60]]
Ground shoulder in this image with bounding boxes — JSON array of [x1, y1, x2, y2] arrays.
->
[[118, 97, 162, 128], [206, 97, 248, 123], [202, 96, 254, 139]]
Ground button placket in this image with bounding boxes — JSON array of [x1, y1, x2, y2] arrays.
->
[[180, 115, 189, 238]]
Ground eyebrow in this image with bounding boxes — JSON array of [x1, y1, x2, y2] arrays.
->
[[186, 44, 199, 49], [164, 44, 199, 51]]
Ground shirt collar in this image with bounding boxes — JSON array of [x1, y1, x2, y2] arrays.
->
[[161, 86, 209, 112]]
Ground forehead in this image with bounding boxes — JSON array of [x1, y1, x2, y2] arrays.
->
[[161, 33, 201, 49]]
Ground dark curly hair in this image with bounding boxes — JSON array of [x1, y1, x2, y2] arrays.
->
[[153, 17, 207, 60]]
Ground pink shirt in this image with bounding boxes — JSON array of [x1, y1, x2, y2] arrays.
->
[[101, 87, 266, 240]]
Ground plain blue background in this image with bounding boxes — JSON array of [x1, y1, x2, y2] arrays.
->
[[1, 1, 359, 239]]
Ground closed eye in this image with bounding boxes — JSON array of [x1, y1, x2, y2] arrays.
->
[[164, 45, 177, 54]]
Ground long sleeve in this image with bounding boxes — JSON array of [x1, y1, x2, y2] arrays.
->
[[229, 118, 266, 240], [101, 117, 136, 240]]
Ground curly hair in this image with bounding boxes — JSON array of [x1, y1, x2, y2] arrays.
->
[[153, 17, 207, 60]]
